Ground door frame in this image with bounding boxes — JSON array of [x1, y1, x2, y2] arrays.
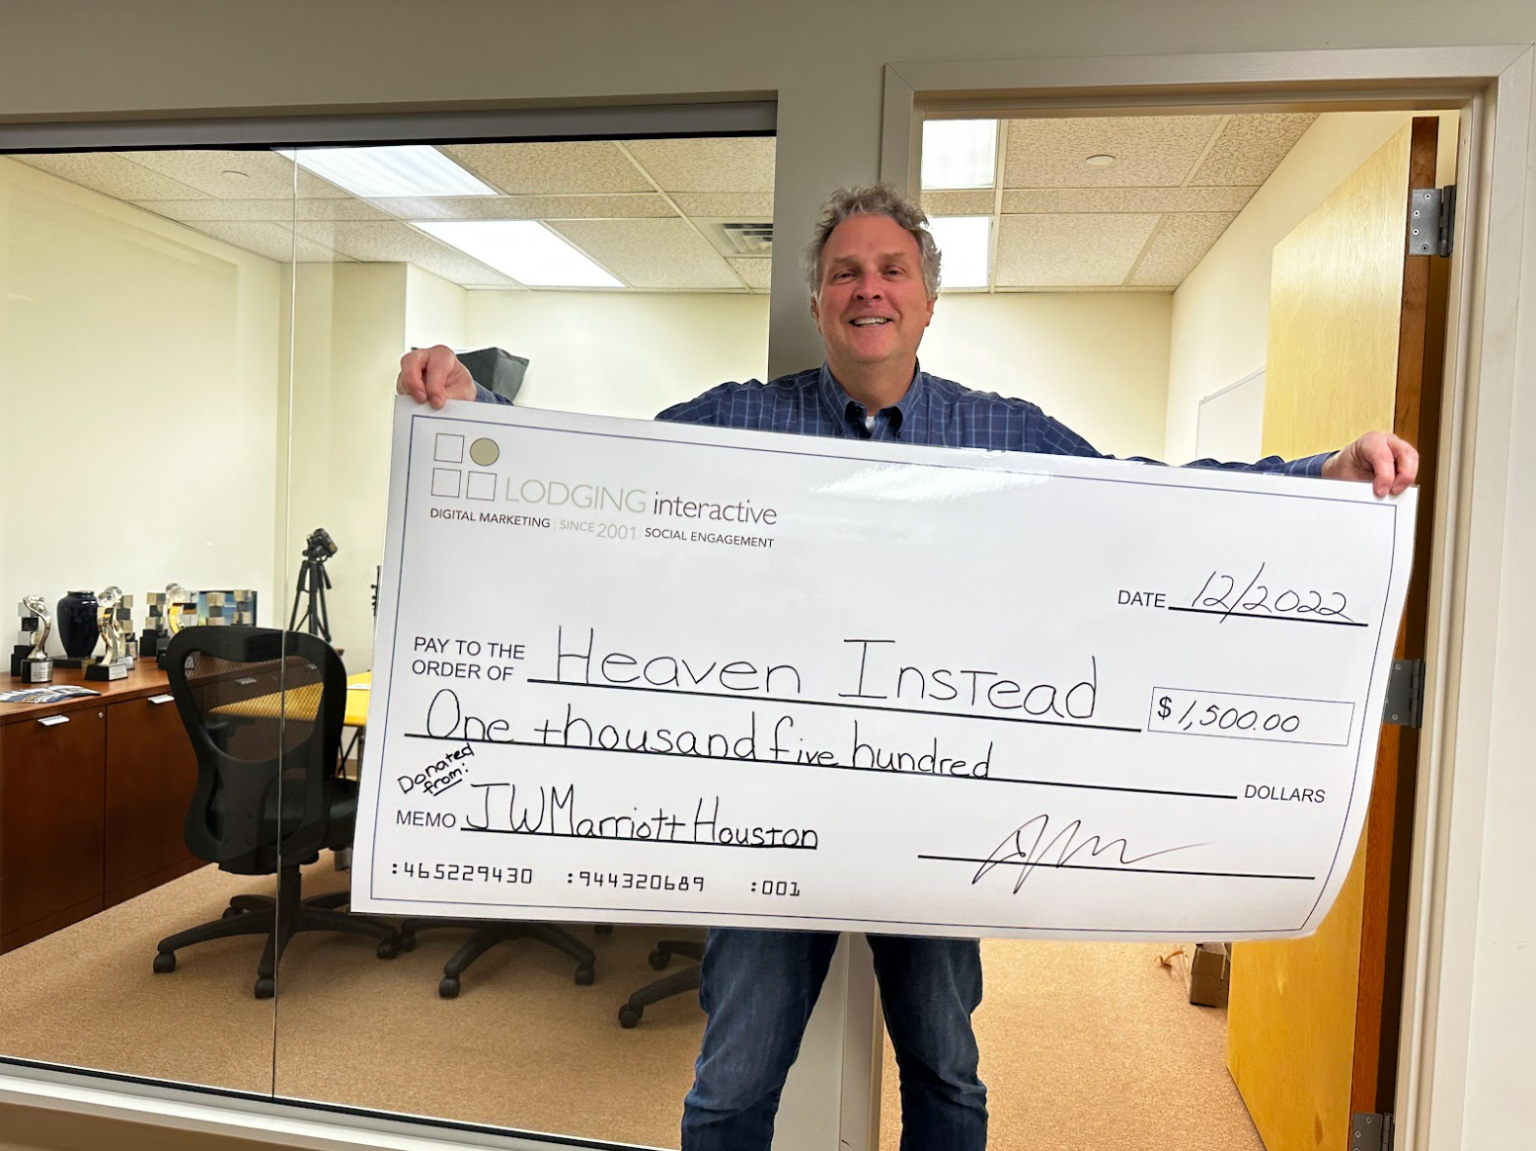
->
[[869, 44, 1533, 1151]]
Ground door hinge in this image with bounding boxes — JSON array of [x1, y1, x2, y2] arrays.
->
[[1409, 185, 1455, 257], [1351, 1111, 1394, 1151], [1384, 659, 1425, 728]]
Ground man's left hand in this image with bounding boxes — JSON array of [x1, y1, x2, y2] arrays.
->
[[1322, 431, 1419, 497]]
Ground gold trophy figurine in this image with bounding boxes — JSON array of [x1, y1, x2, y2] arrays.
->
[[85, 586, 130, 681], [20, 597, 53, 684]]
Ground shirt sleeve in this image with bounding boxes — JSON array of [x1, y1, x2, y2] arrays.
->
[[1030, 406, 1335, 476], [473, 381, 514, 406], [655, 384, 730, 426]]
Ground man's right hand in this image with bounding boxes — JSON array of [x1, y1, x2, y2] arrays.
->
[[396, 345, 475, 408]]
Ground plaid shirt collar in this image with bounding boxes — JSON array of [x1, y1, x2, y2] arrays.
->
[[816, 361, 927, 437]]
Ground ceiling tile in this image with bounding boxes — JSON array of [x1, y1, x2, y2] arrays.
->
[[1190, 113, 1318, 186], [373, 193, 675, 221], [1001, 186, 1258, 214], [922, 190, 995, 216], [622, 138, 775, 194], [727, 258, 772, 291], [1003, 116, 1223, 188], [550, 219, 742, 289], [126, 150, 350, 199], [995, 213, 1159, 288], [1128, 213, 1239, 286], [178, 220, 348, 263], [293, 220, 519, 287], [133, 198, 392, 223], [9, 153, 209, 201], [441, 142, 652, 195], [672, 192, 774, 219]]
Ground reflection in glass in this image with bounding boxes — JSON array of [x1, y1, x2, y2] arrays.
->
[[0, 132, 772, 1148], [0, 146, 293, 1091]]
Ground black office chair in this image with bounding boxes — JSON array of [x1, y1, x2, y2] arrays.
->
[[152, 626, 402, 998], [618, 938, 704, 1027], [397, 917, 597, 997]]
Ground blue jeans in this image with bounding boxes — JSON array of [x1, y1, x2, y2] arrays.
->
[[681, 928, 986, 1151]]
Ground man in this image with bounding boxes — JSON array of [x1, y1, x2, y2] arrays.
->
[[398, 184, 1417, 1150]]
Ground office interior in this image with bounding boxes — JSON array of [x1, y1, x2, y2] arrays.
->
[[0, 51, 1517, 1149]]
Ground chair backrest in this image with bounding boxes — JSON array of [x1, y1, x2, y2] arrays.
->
[[163, 626, 346, 875]]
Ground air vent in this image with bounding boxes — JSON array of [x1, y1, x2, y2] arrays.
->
[[719, 222, 772, 256]]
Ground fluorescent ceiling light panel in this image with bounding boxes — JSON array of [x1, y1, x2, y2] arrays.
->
[[921, 120, 999, 189], [929, 216, 991, 290], [414, 220, 623, 288], [289, 146, 496, 198]]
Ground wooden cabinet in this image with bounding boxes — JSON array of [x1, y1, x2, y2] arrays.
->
[[0, 666, 201, 952], [0, 706, 106, 947], [104, 692, 199, 908]]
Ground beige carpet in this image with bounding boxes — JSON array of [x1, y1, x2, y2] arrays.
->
[[0, 863, 1262, 1150], [880, 940, 1265, 1151], [0, 858, 705, 1148]]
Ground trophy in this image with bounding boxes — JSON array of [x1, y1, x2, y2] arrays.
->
[[12, 598, 42, 677], [142, 592, 169, 662], [201, 590, 230, 626], [15, 598, 53, 683], [160, 584, 197, 664], [85, 586, 130, 681], [232, 589, 257, 626], [117, 592, 137, 667]]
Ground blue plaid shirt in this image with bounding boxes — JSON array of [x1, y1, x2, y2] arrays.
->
[[476, 364, 1333, 475]]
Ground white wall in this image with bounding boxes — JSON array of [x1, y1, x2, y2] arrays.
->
[[283, 263, 410, 672], [0, 156, 283, 654], [925, 292, 1171, 459], [464, 290, 770, 418]]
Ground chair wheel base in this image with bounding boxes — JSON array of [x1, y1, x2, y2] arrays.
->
[[377, 939, 399, 959], [575, 964, 595, 986], [647, 949, 670, 970], [438, 976, 461, 999], [618, 1004, 642, 1028], [254, 977, 275, 999], [153, 952, 176, 974], [222, 907, 243, 920]]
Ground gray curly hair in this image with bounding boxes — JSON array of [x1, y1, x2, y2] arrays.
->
[[804, 184, 941, 300]]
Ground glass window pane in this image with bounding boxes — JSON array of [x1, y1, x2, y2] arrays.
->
[[276, 134, 772, 1148], [0, 147, 292, 1089]]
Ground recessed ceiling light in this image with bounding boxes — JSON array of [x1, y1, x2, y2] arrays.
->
[[413, 220, 623, 288], [928, 216, 991, 290], [1086, 154, 1117, 167], [921, 120, 999, 190], [285, 145, 496, 198]]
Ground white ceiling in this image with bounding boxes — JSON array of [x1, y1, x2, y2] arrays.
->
[[9, 113, 1315, 294]]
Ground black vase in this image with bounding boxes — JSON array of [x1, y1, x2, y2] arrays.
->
[[57, 590, 99, 658]]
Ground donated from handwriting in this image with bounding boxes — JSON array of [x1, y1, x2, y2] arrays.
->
[[972, 813, 1204, 894], [397, 741, 474, 796], [1188, 563, 1356, 624]]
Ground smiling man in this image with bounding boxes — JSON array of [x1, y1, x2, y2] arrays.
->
[[397, 184, 1417, 1151]]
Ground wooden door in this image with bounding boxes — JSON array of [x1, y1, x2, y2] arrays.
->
[[1226, 118, 1448, 1150]]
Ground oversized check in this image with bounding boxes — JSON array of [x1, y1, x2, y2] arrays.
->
[[351, 397, 1415, 940]]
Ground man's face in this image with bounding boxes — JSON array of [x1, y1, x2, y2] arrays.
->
[[810, 213, 936, 383]]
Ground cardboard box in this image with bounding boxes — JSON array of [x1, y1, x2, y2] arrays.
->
[[1187, 941, 1231, 1008]]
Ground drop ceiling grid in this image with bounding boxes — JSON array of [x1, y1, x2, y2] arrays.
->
[[929, 112, 1319, 291]]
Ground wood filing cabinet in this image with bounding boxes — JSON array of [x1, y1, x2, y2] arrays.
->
[[0, 667, 200, 953]]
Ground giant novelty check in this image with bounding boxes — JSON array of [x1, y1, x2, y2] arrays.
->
[[350, 397, 1415, 940]]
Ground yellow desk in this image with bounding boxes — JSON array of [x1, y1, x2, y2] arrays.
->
[[208, 671, 370, 728], [344, 672, 371, 729]]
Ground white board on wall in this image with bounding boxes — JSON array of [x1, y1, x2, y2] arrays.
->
[[1196, 369, 1265, 463]]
